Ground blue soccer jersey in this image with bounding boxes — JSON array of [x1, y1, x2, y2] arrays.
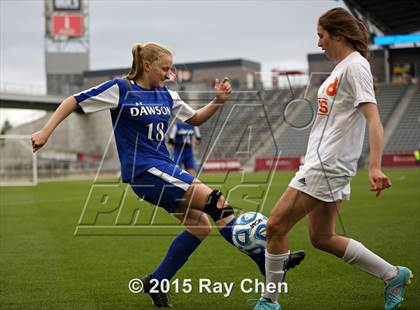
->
[[74, 79, 196, 183], [169, 122, 201, 146], [169, 122, 200, 170]]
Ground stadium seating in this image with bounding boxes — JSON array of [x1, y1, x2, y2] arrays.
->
[[362, 83, 409, 152], [3, 82, 416, 180], [385, 87, 420, 153], [261, 86, 317, 157], [194, 87, 303, 164], [194, 82, 416, 166]]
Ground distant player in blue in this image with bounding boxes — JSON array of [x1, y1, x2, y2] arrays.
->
[[31, 42, 304, 308], [169, 121, 200, 175]]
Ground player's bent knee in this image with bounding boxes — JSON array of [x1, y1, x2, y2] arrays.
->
[[199, 225, 212, 237], [309, 234, 332, 250], [196, 216, 212, 236], [187, 225, 211, 240], [266, 216, 288, 239], [203, 189, 234, 222], [184, 211, 212, 238]]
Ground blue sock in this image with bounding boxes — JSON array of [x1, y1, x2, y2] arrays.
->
[[219, 217, 236, 245], [151, 230, 201, 281], [219, 217, 266, 275]]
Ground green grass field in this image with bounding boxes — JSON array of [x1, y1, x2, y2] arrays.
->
[[1, 168, 419, 309]]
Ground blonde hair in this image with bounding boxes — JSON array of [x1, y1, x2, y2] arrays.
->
[[124, 42, 173, 80], [318, 8, 369, 59]]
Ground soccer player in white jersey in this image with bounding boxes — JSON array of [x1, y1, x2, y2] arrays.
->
[[31, 42, 304, 308], [254, 8, 413, 310]]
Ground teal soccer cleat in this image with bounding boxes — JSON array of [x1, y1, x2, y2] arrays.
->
[[384, 266, 413, 310], [253, 297, 281, 310]]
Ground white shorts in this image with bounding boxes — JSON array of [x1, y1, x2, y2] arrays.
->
[[289, 167, 351, 202]]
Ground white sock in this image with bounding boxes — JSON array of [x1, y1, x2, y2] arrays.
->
[[262, 250, 290, 303], [342, 239, 398, 282]]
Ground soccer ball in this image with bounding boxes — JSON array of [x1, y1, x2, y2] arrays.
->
[[232, 212, 267, 255]]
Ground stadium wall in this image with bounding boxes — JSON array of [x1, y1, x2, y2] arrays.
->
[[308, 47, 420, 84], [308, 49, 386, 83], [81, 59, 261, 91]]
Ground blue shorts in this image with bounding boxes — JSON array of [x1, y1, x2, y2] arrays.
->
[[130, 163, 195, 213], [173, 145, 196, 170]]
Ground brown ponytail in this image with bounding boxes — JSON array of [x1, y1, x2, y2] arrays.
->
[[124, 42, 173, 81], [318, 8, 369, 59], [125, 43, 143, 80]]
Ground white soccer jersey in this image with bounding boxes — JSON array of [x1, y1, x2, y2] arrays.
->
[[302, 51, 377, 177]]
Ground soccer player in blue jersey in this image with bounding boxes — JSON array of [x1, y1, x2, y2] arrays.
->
[[31, 42, 304, 308], [168, 121, 201, 175]]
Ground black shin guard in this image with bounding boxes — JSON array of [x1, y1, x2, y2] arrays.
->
[[203, 190, 234, 222]]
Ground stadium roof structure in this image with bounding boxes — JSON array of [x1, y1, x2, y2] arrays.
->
[[343, 0, 420, 34], [0, 93, 75, 112], [84, 58, 261, 77]]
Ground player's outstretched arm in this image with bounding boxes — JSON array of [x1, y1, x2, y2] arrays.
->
[[187, 77, 232, 126], [360, 102, 391, 196], [31, 96, 79, 152]]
